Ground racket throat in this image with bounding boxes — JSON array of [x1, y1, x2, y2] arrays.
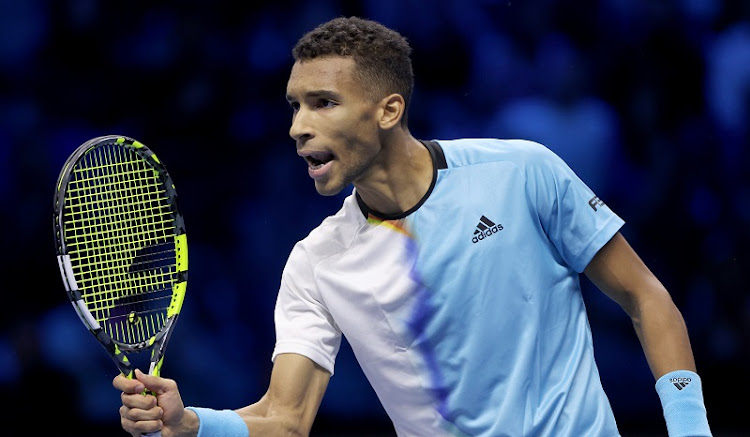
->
[[148, 356, 163, 377]]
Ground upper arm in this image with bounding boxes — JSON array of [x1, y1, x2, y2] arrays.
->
[[583, 231, 670, 316], [237, 353, 330, 437]]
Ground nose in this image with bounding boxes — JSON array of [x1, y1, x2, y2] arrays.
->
[[289, 108, 312, 143]]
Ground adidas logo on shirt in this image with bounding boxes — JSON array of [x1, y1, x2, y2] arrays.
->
[[670, 377, 692, 390], [472, 215, 503, 244]]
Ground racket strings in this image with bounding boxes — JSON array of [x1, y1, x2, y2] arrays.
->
[[107, 144, 174, 345], [108, 144, 172, 345], [64, 143, 177, 345]]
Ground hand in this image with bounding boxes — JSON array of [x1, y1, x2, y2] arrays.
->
[[113, 369, 198, 437]]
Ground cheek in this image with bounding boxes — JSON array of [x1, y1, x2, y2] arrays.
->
[[325, 104, 380, 146], [353, 111, 381, 141], [330, 114, 375, 144]]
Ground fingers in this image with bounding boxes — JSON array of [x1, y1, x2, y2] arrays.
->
[[113, 369, 177, 395], [115, 368, 183, 435], [121, 388, 159, 410], [119, 386, 164, 435], [119, 408, 163, 436]]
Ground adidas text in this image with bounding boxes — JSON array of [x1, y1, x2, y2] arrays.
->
[[472, 224, 503, 243], [670, 377, 692, 390], [669, 377, 692, 383]]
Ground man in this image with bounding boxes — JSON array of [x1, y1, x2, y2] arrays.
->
[[115, 16, 711, 437]]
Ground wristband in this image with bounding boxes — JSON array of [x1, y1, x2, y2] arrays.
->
[[655, 370, 712, 437], [186, 406, 249, 437]]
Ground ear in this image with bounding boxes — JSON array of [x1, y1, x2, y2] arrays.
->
[[377, 93, 406, 130]]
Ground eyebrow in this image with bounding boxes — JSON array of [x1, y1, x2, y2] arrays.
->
[[286, 89, 341, 102]]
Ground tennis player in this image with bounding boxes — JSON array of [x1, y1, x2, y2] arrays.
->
[[114, 16, 712, 436]]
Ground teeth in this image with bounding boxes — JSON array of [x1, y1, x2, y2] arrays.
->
[[307, 155, 329, 169]]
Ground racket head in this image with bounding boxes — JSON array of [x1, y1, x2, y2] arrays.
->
[[53, 135, 187, 377]]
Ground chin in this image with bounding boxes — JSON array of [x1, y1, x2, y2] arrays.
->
[[314, 182, 345, 197]]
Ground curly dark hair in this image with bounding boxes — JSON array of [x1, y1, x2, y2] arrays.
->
[[292, 16, 414, 125]]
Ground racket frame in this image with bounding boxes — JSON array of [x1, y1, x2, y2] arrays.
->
[[53, 135, 187, 379]]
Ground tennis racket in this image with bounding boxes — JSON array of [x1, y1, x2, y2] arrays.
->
[[53, 135, 187, 437]]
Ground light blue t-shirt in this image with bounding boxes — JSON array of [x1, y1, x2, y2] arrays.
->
[[273, 138, 625, 436]]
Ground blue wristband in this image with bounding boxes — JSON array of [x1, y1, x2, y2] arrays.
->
[[186, 407, 249, 437], [655, 370, 712, 437]]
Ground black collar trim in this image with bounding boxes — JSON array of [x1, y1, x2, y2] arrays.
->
[[356, 140, 446, 220]]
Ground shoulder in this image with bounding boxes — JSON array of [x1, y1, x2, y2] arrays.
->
[[286, 193, 365, 268], [435, 137, 564, 172]]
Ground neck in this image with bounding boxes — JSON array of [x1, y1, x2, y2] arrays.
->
[[353, 130, 433, 216]]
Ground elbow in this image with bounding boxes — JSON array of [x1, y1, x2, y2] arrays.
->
[[276, 419, 309, 437], [628, 283, 683, 328], [268, 408, 313, 437]]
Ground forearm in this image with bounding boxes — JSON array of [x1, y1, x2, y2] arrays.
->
[[629, 287, 712, 436], [184, 354, 327, 437], [629, 287, 696, 379]]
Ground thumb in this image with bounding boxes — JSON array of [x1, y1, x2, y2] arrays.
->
[[113, 372, 145, 394], [134, 368, 175, 396]]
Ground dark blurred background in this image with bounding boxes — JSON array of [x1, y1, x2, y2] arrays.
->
[[1, 0, 748, 436]]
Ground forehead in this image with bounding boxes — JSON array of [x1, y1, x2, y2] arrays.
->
[[286, 56, 358, 97]]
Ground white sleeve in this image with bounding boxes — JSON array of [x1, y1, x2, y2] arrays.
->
[[271, 243, 341, 375]]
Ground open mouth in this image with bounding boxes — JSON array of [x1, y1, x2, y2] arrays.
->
[[305, 151, 335, 169]]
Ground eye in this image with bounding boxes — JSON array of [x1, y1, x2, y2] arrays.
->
[[316, 99, 337, 109], [289, 101, 300, 112]]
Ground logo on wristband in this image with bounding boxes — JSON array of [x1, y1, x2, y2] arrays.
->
[[670, 377, 692, 390]]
